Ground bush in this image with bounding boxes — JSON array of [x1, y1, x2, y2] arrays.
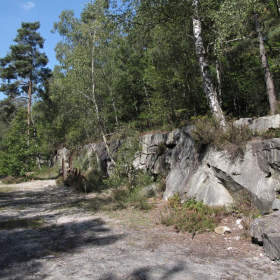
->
[[1, 176, 27, 185], [259, 128, 280, 139], [84, 168, 105, 193], [157, 142, 167, 155], [229, 189, 260, 219], [161, 195, 227, 233], [156, 176, 166, 194], [191, 116, 253, 158], [108, 171, 154, 210]]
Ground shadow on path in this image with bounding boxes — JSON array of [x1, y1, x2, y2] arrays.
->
[[0, 184, 125, 279]]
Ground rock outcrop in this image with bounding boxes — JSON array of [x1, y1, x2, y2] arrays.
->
[[234, 114, 280, 133], [133, 129, 280, 214], [53, 115, 280, 214], [250, 210, 280, 260], [52, 140, 121, 177]]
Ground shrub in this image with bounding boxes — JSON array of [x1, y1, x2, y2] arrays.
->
[[191, 116, 253, 158], [161, 195, 227, 233], [1, 176, 27, 185], [104, 129, 154, 210], [156, 176, 166, 194], [64, 173, 79, 187], [83, 168, 105, 193], [229, 189, 260, 219], [108, 171, 154, 210], [259, 128, 280, 139], [126, 187, 153, 210], [157, 142, 167, 155]]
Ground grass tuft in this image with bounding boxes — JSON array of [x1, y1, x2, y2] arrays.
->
[[0, 218, 45, 230], [160, 194, 227, 233]]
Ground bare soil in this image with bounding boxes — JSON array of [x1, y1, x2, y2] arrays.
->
[[0, 180, 279, 280]]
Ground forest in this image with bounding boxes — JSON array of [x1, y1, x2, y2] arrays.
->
[[1, 0, 280, 177]]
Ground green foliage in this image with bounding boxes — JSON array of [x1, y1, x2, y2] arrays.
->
[[105, 127, 141, 189], [0, 22, 49, 98], [260, 128, 280, 139], [0, 108, 36, 177], [229, 189, 260, 219], [104, 127, 154, 210], [161, 195, 227, 233], [84, 169, 105, 193], [1, 176, 29, 185], [191, 116, 253, 158], [34, 166, 60, 180], [157, 142, 167, 155], [3, 1, 280, 184]]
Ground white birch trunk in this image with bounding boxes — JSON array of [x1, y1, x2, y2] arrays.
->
[[192, 0, 227, 128], [216, 60, 222, 106]]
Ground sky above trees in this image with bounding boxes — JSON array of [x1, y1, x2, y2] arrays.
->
[[0, 0, 87, 100]]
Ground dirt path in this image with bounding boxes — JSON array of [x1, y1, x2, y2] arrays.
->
[[0, 180, 279, 280]]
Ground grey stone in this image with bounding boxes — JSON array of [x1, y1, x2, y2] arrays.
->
[[200, 142, 280, 214], [215, 226, 231, 234], [272, 199, 280, 211], [186, 166, 234, 207], [164, 169, 191, 200], [250, 211, 280, 260], [141, 184, 158, 198], [54, 115, 280, 214], [234, 114, 280, 133]]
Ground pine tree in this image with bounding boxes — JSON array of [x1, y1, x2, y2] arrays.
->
[[0, 22, 49, 137]]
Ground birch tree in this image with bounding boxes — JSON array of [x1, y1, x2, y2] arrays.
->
[[52, 0, 120, 152], [214, 0, 278, 115], [192, 0, 227, 127]]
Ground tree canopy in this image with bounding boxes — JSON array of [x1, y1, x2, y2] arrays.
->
[[1, 0, 280, 175]]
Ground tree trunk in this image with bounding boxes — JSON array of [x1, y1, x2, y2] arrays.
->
[[216, 60, 222, 106], [273, 0, 280, 18], [255, 16, 277, 115], [192, 0, 227, 128], [91, 32, 114, 164], [27, 80, 32, 142]]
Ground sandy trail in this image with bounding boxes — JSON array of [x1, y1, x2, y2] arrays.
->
[[0, 180, 279, 280]]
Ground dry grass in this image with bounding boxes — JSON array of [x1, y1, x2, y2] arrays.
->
[[0, 218, 46, 230]]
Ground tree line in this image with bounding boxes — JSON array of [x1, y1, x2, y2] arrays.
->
[[1, 0, 280, 176]]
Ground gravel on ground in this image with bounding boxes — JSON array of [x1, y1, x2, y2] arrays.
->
[[0, 180, 279, 280]]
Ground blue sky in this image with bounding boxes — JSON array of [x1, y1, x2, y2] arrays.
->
[[0, 0, 88, 100]]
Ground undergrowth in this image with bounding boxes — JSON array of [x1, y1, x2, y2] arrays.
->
[[229, 189, 260, 219], [161, 191, 261, 234], [191, 116, 253, 158], [161, 194, 227, 233], [1, 176, 29, 184]]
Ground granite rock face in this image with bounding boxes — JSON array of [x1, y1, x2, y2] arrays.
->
[[234, 114, 280, 133], [133, 128, 280, 214], [52, 140, 121, 177], [53, 115, 280, 214], [195, 140, 280, 214], [250, 211, 280, 260]]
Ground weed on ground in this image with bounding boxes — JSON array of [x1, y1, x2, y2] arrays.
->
[[0, 218, 46, 230]]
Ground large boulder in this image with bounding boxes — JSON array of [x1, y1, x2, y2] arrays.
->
[[197, 140, 280, 214], [133, 129, 196, 175], [250, 211, 280, 260], [186, 166, 234, 206], [164, 168, 192, 200], [234, 114, 280, 133], [134, 126, 280, 213]]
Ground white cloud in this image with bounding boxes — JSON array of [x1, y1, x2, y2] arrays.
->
[[21, 2, 35, 12]]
